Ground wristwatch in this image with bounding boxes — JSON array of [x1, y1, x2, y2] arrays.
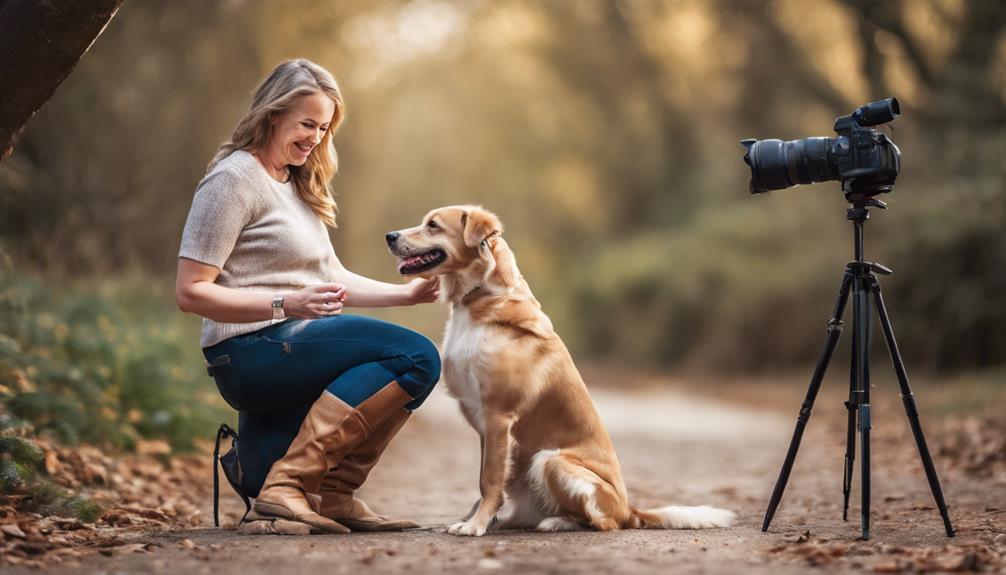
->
[[271, 295, 285, 321]]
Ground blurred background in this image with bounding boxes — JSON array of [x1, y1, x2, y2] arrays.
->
[[0, 0, 1004, 454]]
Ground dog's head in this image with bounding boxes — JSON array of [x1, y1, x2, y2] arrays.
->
[[386, 205, 503, 281]]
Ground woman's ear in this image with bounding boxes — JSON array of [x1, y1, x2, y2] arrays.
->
[[462, 208, 503, 249]]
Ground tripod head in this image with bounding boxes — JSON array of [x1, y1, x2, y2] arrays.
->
[[846, 196, 887, 223], [843, 194, 890, 264]]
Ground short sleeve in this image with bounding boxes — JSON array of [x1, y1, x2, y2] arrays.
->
[[178, 169, 255, 269]]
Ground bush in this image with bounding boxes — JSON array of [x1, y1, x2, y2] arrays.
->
[[571, 179, 1006, 373], [0, 259, 231, 452], [0, 415, 102, 522]]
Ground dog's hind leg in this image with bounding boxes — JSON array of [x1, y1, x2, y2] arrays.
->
[[527, 450, 628, 532], [493, 484, 548, 530], [535, 516, 582, 532]]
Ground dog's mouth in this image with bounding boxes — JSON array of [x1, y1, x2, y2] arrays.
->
[[397, 249, 447, 275]]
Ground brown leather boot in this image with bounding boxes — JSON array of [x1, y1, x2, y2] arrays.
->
[[252, 391, 366, 534], [253, 382, 417, 533], [318, 406, 420, 531]]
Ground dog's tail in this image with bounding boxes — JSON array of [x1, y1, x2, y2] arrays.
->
[[630, 505, 735, 530]]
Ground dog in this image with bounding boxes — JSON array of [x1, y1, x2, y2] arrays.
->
[[386, 205, 735, 536]]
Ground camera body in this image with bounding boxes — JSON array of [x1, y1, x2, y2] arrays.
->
[[741, 98, 902, 197]]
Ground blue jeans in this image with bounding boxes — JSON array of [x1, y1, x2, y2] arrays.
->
[[203, 314, 441, 496]]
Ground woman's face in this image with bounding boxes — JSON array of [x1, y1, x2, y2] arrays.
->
[[268, 91, 337, 167]]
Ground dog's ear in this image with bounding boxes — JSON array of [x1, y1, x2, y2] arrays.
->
[[462, 208, 503, 249]]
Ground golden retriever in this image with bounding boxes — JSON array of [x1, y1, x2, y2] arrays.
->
[[386, 205, 735, 536]]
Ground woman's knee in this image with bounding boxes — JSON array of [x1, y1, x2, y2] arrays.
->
[[394, 331, 441, 401], [407, 333, 442, 387]]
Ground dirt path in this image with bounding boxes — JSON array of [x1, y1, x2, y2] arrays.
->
[[9, 381, 1004, 574]]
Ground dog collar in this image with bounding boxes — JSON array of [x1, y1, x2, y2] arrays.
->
[[461, 285, 486, 305]]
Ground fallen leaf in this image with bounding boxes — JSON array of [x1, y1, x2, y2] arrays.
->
[[873, 559, 904, 573], [1, 524, 26, 539], [136, 439, 171, 456], [98, 542, 159, 556], [44, 451, 61, 475], [478, 558, 504, 570]]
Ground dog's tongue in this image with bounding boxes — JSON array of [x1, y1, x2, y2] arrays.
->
[[398, 255, 424, 273]]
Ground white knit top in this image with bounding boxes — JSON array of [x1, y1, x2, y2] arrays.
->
[[178, 150, 336, 348]]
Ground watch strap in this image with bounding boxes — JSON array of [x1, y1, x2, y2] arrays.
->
[[271, 295, 285, 320]]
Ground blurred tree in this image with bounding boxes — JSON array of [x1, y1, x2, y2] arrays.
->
[[0, 0, 1002, 372], [841, 0, 1006, 131], [538, 1, 702, 234]]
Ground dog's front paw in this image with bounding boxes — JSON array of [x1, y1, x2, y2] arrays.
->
[[447, 520, 487, 537]]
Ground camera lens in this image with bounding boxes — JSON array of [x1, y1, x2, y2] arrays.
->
[[741, 137, 836, 194]]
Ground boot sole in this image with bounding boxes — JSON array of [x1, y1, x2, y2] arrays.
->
[[237, 516, 312, 536], [253, 501, 350, 534], [336, 518, 421, 532], [245, 509, 317, 529]]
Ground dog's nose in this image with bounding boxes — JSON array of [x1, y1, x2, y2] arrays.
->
[[385, 232, 400, 246]]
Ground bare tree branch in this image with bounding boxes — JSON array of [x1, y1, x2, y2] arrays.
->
[[843, 0, 935, 88], [930, 0, 1006, 129], [724, 0, 853, 115], [842, 0, 891, 98]]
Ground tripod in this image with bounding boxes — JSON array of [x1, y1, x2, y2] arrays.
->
[[760, 197, 955, 541]]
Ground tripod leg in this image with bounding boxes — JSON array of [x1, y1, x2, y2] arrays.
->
[[842, 314, 859, 521], [762, 272, 852, 533], [857, 276, 873, 540], [870, 279, 956, 537]]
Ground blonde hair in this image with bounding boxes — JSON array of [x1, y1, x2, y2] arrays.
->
[[210, 58, 345, 227]]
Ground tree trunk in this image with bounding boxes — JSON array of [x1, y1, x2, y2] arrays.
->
[[0, 0, 124, 161]]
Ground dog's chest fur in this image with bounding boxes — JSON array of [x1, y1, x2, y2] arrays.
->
[[441, 305, 497, 435]]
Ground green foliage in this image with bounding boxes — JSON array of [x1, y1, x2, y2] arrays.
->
[[571, 170, 1006, 371], [0, 425, 43, 493], [571, 197, 845, 370], [0, 416, 103, 522], [0, 261, 230, 451], [23, 481, 103, 523]]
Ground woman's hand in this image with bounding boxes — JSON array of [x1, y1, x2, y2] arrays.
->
[[405, 277, 440, 305], [285, 283, 347, 318]]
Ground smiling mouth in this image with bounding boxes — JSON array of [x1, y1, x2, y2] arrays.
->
[[397, 249, 446, 275]]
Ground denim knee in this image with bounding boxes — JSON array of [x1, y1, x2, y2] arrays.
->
[[398, 333, 441, 407]]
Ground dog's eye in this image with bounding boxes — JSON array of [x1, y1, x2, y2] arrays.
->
[[427, 220, 439, 230]]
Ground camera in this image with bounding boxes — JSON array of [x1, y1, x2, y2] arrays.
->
[[741, 98, 902, 197]]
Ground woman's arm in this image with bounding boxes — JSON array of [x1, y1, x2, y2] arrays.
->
[[176, 258, 346, 321], [330, 254, 439, 308]]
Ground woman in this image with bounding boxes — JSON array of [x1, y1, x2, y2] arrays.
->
[[176, 59, 441, 534]]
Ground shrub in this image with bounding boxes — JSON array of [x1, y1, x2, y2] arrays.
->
[[0, 260, 231, 451]]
